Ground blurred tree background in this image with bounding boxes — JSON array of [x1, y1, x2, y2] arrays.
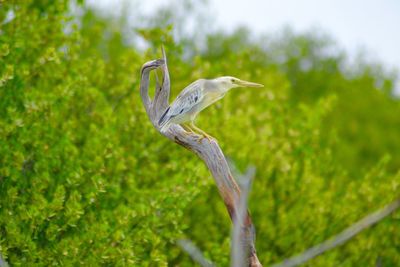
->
[[0, 0, 399, 266]]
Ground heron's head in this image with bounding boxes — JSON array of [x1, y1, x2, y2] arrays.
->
[[214, 76, 264, 90]]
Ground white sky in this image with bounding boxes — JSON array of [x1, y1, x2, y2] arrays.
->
[[211, 0, 400, 70], [89, 0, 400, 77]]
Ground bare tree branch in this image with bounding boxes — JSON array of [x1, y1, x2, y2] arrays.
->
[[139, 48, 262, 267], [271, 198, 400, 267], [231, 167, 256, 267], [0, 254, 8, 267], [153, 46, 170, 119], [139, 58, 164, 116], [177, 239, 215, 267]]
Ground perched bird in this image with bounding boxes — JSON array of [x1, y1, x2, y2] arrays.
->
[[158, 76, 263, 140]]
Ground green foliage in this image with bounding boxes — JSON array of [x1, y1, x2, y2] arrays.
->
[[0, 1, 399, 266]]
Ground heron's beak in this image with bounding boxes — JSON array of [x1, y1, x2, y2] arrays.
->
[[236, 79, 264, 88]]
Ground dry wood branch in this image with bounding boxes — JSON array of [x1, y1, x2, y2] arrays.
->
[[0, 254, 8, 267], [177, 239, 215, 267], [139, 47, 262, 267], [271, 198, 400, 267], [231, 167, 256, 267]]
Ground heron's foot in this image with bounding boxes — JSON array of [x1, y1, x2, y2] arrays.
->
[[198, 132, 214, 142], [190, 123, 214, 143]]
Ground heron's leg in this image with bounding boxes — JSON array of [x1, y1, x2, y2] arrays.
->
[[190, 122, 213, 141]]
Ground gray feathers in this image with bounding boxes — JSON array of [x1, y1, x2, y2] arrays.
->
[[158, 107, 170, 126], [170, 80, 204, 115], [158, 80, 205, 130]]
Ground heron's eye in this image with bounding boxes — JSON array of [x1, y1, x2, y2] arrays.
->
[[231, 79, 235, 83]]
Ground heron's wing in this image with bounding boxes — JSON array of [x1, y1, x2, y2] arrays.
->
[[169, 80, 205, 117]]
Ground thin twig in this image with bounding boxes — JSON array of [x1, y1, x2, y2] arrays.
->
[[177, 239, 215, 267], [271, 198, 400, 267], [0, 254, 9, 267]]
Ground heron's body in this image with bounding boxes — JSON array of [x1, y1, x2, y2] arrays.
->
[[158, 76, 263, 139]]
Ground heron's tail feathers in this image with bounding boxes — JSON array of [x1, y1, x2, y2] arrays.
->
[[158, 107, 171, 131]]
